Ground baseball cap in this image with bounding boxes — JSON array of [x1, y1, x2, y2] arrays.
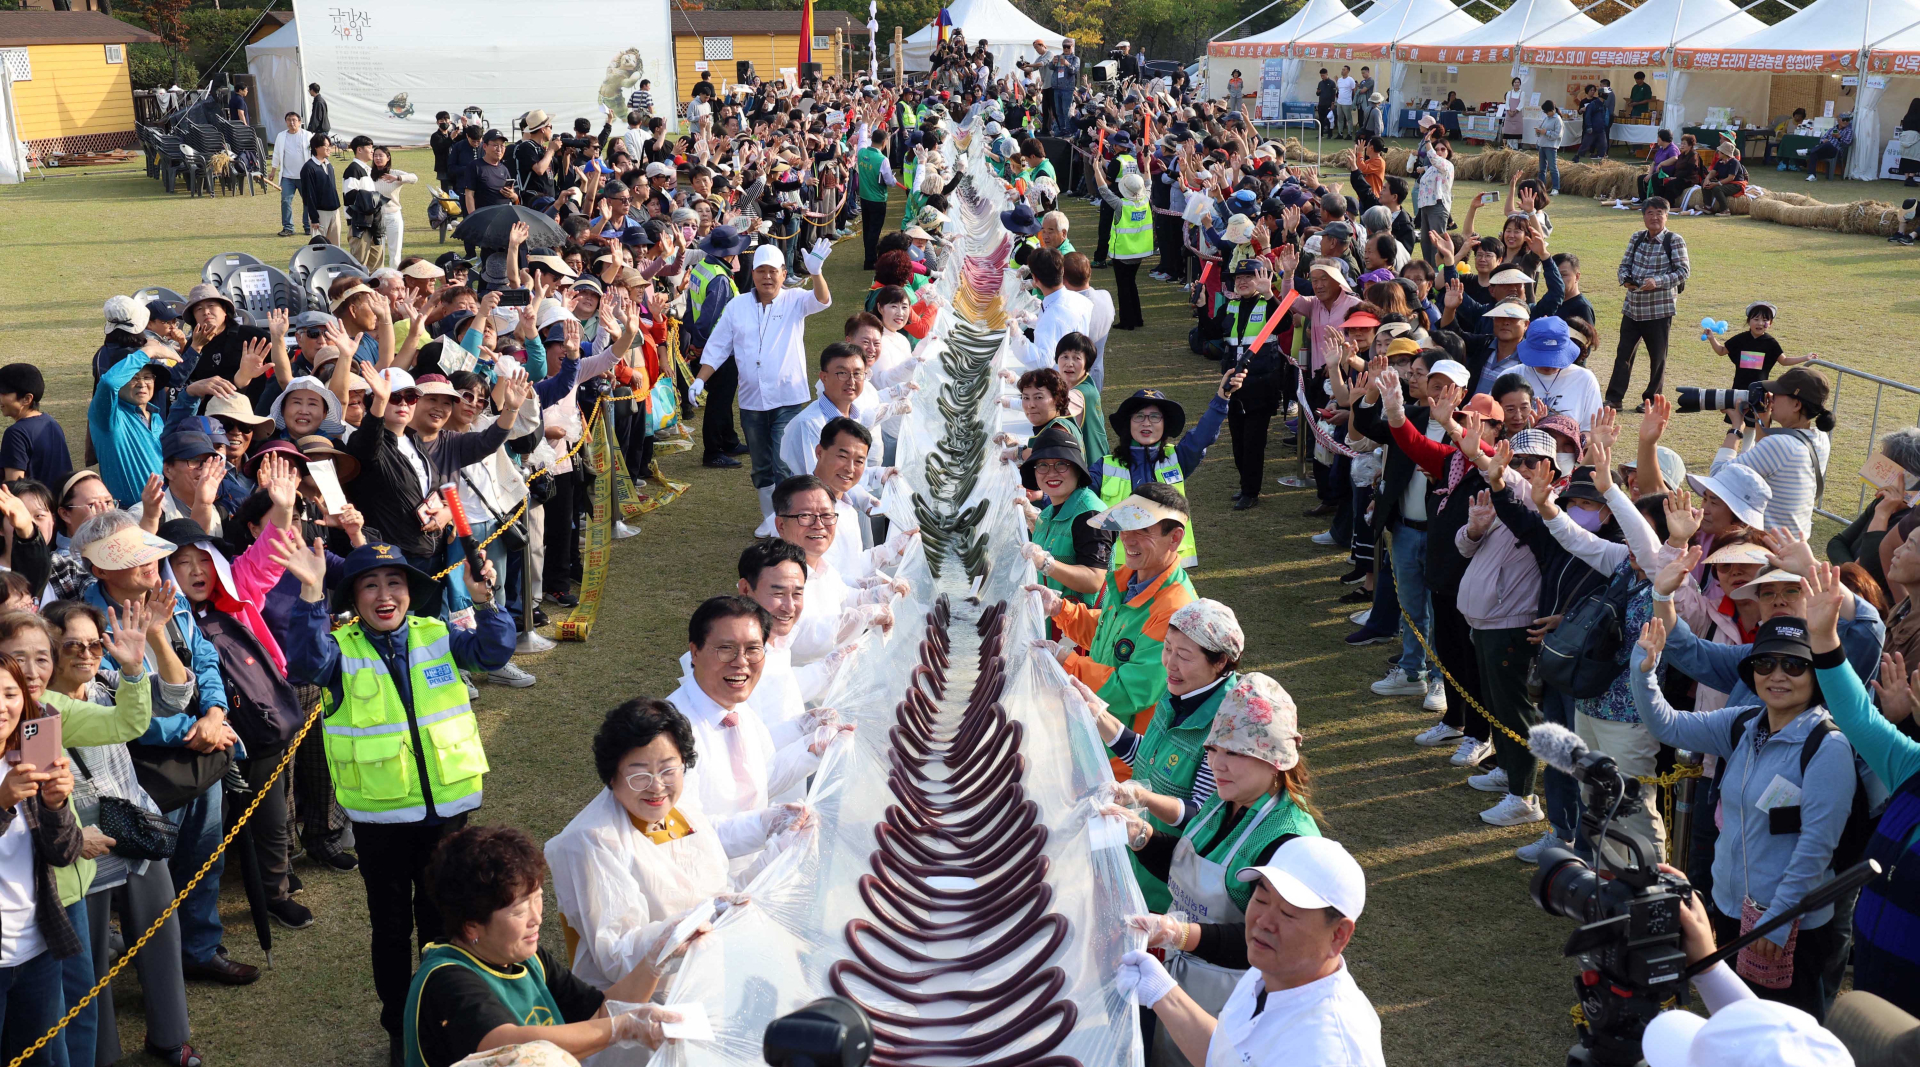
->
[[1237, 837, 1366, 920], [1643, 999, 1852, 1067], [145, 299, 185, 323], [645, 160, 674, 179], [1426, 359, 1470, 387], [752, 244, 786, 271], [161, 430, 220, 463], [1320, 221, 1354, 244], [482, 128, 507, 143], [1620, 444, 1687, 490]]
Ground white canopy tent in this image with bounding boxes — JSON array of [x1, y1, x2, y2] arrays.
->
[[1521, 0, 1766, 134], [1671, 0, 1920, 178], [1398, 0, 1600, 124], [1205, 0, 1365, 109], [1292, 0, 1482, 118], [896, 0, 1069, 74], [245, 18, 304, 139], [1866, 25, 1920, 178]]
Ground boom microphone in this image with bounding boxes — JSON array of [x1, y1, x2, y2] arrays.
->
[[1527, 722, 1589, 776]]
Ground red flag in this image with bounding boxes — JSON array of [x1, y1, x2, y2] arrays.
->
[[798, 0, 815, 66], [1247, 289, 1299, 353]]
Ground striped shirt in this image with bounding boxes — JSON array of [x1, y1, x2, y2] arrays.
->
[[1712, 428, 1831, 538]]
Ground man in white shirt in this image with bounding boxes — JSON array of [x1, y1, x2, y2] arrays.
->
[[729, 539, 843, 742], [1119, 837, 1385, 1067], [691, 242, 836, 518], [777, 343, 907, 487], [1016, 249, 1093, 372], [1335, 66, 1358, 137], [270, 111, 310, 237], [1062, 252, 1115, 389], [770, 475, 899, 662]]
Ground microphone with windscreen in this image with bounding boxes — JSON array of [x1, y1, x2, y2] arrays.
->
[[1527, 722, 1589, 777]]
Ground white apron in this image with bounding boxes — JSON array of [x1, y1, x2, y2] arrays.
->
[[1150, 795, 1281, 1067]]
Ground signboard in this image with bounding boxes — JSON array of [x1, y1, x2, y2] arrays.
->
[[1521, 47, 1670, 67], [1672, 48, 1860, 73], [1401, 46, 1513, 64], [1259, 56, 1285, 121], [695, 60, 709, 72]]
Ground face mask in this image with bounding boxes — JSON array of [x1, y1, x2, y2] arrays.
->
[[1568, 507, 1605, 532], [1556, 452, 1577, 475]]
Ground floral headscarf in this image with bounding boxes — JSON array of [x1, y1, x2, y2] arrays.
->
[[1205, 673, 1301, 771], [1168, 598, 1244, 660]]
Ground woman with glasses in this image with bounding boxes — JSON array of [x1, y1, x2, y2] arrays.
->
[[545, 698, 805, 995], [1091, 384, 1235, 570]]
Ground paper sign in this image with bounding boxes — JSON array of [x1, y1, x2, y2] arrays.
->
[[695, 61, 708, 72], [1446, 65, 1458, 74], [1755, 774, 1803, 813], [661, 1002, 715, 1042], [307, 459, 349, 516], [438, 342, 478, 376], [1088, 814, 1128, 851], [1824, 101, 1835, 118], [1861, 453, 1910, 492], [239, 271, 272, 303], [1530, 92, 1541, 106]]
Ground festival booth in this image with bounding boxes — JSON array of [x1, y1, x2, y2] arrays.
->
[[287, 0, 676, 139], [895, 0, 1069, 74], [1204, 0, 1366, 114], [1396, 0, 1600, 141], [244, 18, 304, 139], [1864, 21, 1920, 178], [1289, 0, 1482, 121], [1519, 0, 1765, 149]]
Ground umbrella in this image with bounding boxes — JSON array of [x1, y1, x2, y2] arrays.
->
[[452, 205, 566, 250], [222, 763, 274, 966]]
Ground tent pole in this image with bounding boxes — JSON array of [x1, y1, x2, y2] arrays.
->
[[1286, 1, 1387, 57], [1210, 0, 1313, 44], [1867, 14, 1920, 48], [1395, 0, 1504, 49]]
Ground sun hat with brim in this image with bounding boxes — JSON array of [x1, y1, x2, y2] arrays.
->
[[1109, 389, 1186, 441], [698, 225, 752, 259], [328, 283, 378, 314], [1309, 262, 1352, 292], [903, 225, 934, 241], [244, 437, 307, 479], [1516, 316, 1576, 368], [81, 526, 177, 571], [1000, 203, 1042, 235], [414, 373, 459, 398], [1085, 494, 1190, 533], [526, 254, 577, 279], [1703, 542, 1772, 567], [1620, 445, 1687, 490], [1342, 310, 1381, 330], [332, 542, 441, 615], [1484, 298, 1532, 322], [104, 295, 151, 337], [182, 282, 237, 323], [571, 276, 607, 295], [1535, 413, 1583, 451], [1205, 672, 1300, 770], [1236, 837, 1366, 920], [1687, 464, 1772, 531], [295, 434, 360, 482], [1222, 214, 1256, 245], [269, 374, 346, 436], [1019, 425, 1090, 492], [1489, 267, 1533, 287], [1643, 996, 1851, 1067], [203, 393, 274, 429], [399, 259, 446, 280], [1558, 466, 1607, 506], [1729, 568, 1806, 601], [1464, 393, 1503, 422], [1509, 428, 1558, 459]]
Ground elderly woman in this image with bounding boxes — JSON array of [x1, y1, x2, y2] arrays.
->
[[1829, 427, 1920, 596], [178, 283, 275, 407], [0, 652, 80, 1067], [1108, 672, 1322, 1067], [1092, 386, 1236, 570], [544, 699, 804, 997], [402, 824, 687, 1067], [1018, 427, 1113, 607]]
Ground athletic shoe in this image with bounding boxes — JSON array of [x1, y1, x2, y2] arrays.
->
[[267, 897, 314, 930], [1311, 530, 1338, 546], [488, 663, 537, 688], [1423, 679, 1448, 712], [545, 590, 579, 608], [1450, 737, 1494, 767], [1514, 830, 1565, 863], [1414, 721, 1462, 747], [613, 520, 640, 539], [1349, 608, 1372, 627], [1345, 628, 1392, 646], [1370, 667, 1427, 696], [703, 454, 743, 468], [1339, 566, 1369, 585], [1481, 793, 1545, 826], [464, 675, 479, 700], [1806, 173, 1818, 181], [277, 229, 295, 237], [1468, 766, 1510, 792], [1337, 587, 1370, 604]]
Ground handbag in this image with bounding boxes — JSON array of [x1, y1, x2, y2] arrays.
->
[[71, 752, 177, 861], [128, 741, 235, 815], [1737, 895, 1799, 989]]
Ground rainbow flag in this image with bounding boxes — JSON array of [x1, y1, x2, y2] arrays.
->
[[798, 0, 815, 65]]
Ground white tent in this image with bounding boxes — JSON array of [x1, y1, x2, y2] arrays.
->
[[1522, 0, 1766, 134], [1205, 0, 1365, 110], [1396, 0, 1600, 138], [1292, 0, 1481, 118], [1866, 25, 1920, 178], [1671, 0, 1920, 178], [245, 18, 303, 140], [897, 0, 1068, 73]]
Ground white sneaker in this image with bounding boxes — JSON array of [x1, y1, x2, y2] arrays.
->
[[612, 521, 640, 540], [488, 662, 537, 688], [1423, 678, 1447, 712], [1349, 608, 1372, 627], [1514, 830, 1564, 863], [1311, 530, 1338, 546], [1414, 721, 1462, 747], [1370, 667, 1427, 696], [1450, 737, 1495, 768], [1482, 793, 1545, 826], [1806, 173, 1818, 181], [463, 672, 480, 700], [1468, 766, 1510, 792]]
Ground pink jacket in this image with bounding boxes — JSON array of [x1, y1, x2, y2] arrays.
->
[[1454, 485, 1544, 631], [209, 519, 293, 675]]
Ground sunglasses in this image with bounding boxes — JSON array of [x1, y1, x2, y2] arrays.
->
[[1512, 455, 1552, 469], [302, 327, 327, 339], [1747, 654, 1810, 678], [458, 390, 484, 404], [391, 390, 422, 404]]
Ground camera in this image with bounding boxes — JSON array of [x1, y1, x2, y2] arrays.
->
[[763, 996, 872, 1067], [559, 136, 596, 152], [1676, 382, 1767, 426]]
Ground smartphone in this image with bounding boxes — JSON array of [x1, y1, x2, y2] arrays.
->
[[1480, 191, 1501, 204], [13, 714, 60, 769], [497, 288, 532, 308]]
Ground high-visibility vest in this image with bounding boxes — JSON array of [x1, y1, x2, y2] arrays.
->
[[322, 617, 488, 823], [1109, 201, 1153, 258], [1116, 152, 1140, 178], [1091, 451, 1197, 567], [687, 259, 736, 337]]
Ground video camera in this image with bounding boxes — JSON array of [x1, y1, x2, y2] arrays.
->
[[1675, 382, 1767, 426], [558, 135, 597, 152], [763, 996, 872, 1067]]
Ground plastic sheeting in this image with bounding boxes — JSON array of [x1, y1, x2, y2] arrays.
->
[[653, 117, 1146, 1067]]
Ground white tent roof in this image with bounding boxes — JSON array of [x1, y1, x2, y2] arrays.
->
[[1208, 0, 1365, 57], [1522, 0, 1765, 65], [244, 18, 303, 141], [1294, 0, 1481, 55], [1402, 0, 1599, 62], [898, 0, 1067, 72], [1674, 0, 1920, 70]]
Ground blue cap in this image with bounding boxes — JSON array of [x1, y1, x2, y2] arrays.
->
[[161, 430, 220, 463], [1515, 316, 1576, 369]]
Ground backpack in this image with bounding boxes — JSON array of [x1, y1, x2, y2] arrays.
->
[[1628, 229, 1686, 294], [1713, 708, 1880, 874], [1538, 566, 1644, 699]]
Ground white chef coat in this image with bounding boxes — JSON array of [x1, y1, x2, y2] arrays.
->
[[664, 679, 817, 826], [1205, 960, 1385, 1067], [698, 286, 832, 412], [1015, 287, 1094, 371]]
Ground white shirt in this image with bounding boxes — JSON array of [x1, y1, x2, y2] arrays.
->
[[271, 127, 309, 180], [1522, 364, 1603, 431], [1206, 961, 1384, 1067], [664, 678, 817, 826], [1018, 287, 1095, 372], [1068, 285, 1116, 388], [374, 169, 417, 217], [1336, 77, 1356, 106], [779, 393, 876, 490], [0, 806, 46, 968], [700, 287, 832, 412], [754, 490, 884, 581]]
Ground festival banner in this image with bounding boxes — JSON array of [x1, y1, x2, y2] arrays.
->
[[1672, 49, 1860, 72], [1399, 45, 1514, 64], [1520, 46, 1671, 67], [557, 404, 617, 642]]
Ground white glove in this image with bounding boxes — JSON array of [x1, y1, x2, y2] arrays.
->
[[871, 604, 895, 633], [1126, 912, 1189, 950], [1106, 779, 1153, 808], [802, 238, 833, 275], [807, 705, 842, 729], [611, 1004, 683, 1049], [823, 643, 861, 674], [688, 378, 707, 406], [1067, 675, 1110, 718], [999, 369, 1020, 384], [1101, 804, 1154, 850], [1021, 542, 1054, 572], [762, 801, 814, 834], [998, 396, 1023, 411], [885, 397, 914, 419], [1024, 582, 1062, 618], [808, 723, 856, 755], [1116, 949, 1179, 1008], [1031, 637, 1072, 665]]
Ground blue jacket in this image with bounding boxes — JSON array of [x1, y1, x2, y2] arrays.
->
[[1661, 597, 1884, 706], [86, 583, 230, 745], [90, 352, 168, 506], [1117, 394, 1229, 483]]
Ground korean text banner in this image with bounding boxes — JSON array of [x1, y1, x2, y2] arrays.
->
[[292, 0, 676, 141]]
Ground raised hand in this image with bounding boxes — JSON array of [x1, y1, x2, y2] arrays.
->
[[1637, 616, 1669, 670], [282, 536, 329, 595], [260, 452, 299, 511], [1466, 489, 1496, 538], [1803, 561, 1848, 639], [1871, 652, 1919, 725], [1641, 393, 1672, 444], [1764, 526, 1817, 577], [1664, 487, 1702, 546], [104, 597, 153, 669], [1654, 543, 1703, 596]]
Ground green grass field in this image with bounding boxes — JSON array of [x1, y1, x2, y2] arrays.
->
[[3, 145, 1917, 1067]]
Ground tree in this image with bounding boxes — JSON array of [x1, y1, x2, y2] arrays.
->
[[135, 0, 193, 50]]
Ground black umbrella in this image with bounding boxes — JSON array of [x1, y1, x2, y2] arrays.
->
[[222, 764, 273, 966], [453, 204, 566, 250]]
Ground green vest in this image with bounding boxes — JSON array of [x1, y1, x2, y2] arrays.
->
[[404, 944, 563, 1067], [688, 260, 736, 332], [322, 617, 489, 823], [1125, 674, 1237, 910], [1109, 201, 1152, 258], [1086, 564, 1195, 714], [1116, 152, 1140, 177], [1073, 379, 1107, 462], [1091, 452, 1197, 568], [1032, 486, 1106, 601], [1185, 792, 1321, 912], [1222, 296, 1280, 350], [856, 146, 889, 202]]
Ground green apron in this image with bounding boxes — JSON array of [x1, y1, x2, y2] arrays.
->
[[1123, 673, 1236, 911], [404, 944, 564, 1067], [1032, 486, 1105, 601]]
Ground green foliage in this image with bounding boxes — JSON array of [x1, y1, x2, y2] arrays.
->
[[128, 42, 199, 90]]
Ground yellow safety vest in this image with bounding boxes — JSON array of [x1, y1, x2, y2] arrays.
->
[[1091, 451, 1197, 568], [1109, 201, 1153, 258]]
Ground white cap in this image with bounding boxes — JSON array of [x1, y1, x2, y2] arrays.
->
[[645, 160, 673, 178], [1686, 464, 1773, 531], [1238, 837, 1365, 919], [381, 367, 417, 393], [104, 294, 150, 337], [1484, 299, 1532, 321], [1489, 267, 1533, 286], [1643, 998, 1853, 1067], [1427, 359, 1470, 387], [752, 244, 786, 271], [1729, 568, 1806, 599], [490, 306, 520, 333]]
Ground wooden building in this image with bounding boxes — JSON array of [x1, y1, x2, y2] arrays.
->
[[669, 8, 861, 104], [0, 10, 160, 156]]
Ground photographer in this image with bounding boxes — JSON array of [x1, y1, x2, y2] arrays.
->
[[1632, 609, 1856, 1019], [510, 110, 560, 210], [1710, 367, 1833, 539]]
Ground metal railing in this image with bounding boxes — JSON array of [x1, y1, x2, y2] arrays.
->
[[1808, 358, 1920, 526]]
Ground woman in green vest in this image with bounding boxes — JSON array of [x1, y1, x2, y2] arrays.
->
[[1055, 331, 1107, 463], [1018, 425, 1112, 605], [1091, 165, 1153, 329], [1005, 368, 1078, 460], [402, 824, 689, 1067], [1106, 673, 1322, 1066], [1091, 386, 1237, 570]]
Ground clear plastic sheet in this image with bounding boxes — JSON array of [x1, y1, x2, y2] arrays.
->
[[653, 120, 1145, 1067]]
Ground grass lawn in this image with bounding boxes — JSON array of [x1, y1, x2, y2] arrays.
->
[[2, 144, 1916, 1067]]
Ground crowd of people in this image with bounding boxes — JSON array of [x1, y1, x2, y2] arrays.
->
[[7, 40, 1920, 1067]]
